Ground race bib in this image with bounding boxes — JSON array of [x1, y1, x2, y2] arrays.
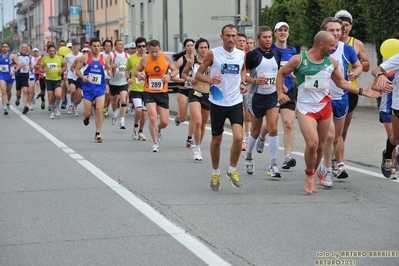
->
[[149, 78, 163, 91], [88, 73, 102, 85], [261, 73, 277, 89], [115, 65, 126, 75], [47, 63, 58, 70], [304, 76, 328, 91], [20, 67, 29, 73], [0, 64, 9, 72]]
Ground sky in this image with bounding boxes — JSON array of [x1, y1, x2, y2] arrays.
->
[[0, 0, 20, 28]]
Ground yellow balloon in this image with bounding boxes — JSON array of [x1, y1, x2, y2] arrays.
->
[[58, 46, 72, 56], [380, 38, 399, 59]]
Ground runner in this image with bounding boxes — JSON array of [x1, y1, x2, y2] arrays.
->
[[181, 38, 211, 161], [64, 41, 82, 116], [108, 40, 129, 129], [256, 22, 298, 170], [0, 42, 20, 115], [74, 37, 109, 143], [333, 10, 370, 179], [125, 37, 148, 141], [173, 39, 196, 148], [277, 31, 378, 194], [40, 44, 66, 119], [15, 43, 32, 114], [194, 24, 247, 191], [244, 25, 282, 178], [134, 39, 179, 152]]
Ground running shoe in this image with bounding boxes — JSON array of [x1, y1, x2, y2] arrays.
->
[[158, 130, 163, 142], [36, 93, 41, 99], [210, 173, 221, 192], [104, 107, 109, 118], [241, 140, 248, 151], [41, 100, 45, 110], [267, 164, 281, 178], [282, 156, 296, 169], [83, 117, 90, 126], [67, 105, 72, 114], [61, 101, 67, 109], [55, 108, 61, 117], [381, 150, 393, 178], [226, 169, 243, 188], [74, 106, 79, 117], [316, 168, 326, 186], [120, 120, 126, 129], [316, 168, 333, 188], [324, 171, 333, 187], [331, 156, 338, 173], [138, 133, 147, 141], [395, 154, 399, 171], [15, 97, 20, 106], [111, 115, 117, 125], [32, 97, 36, 105], [245, 158, 254, 175], [50, 112, 55, 119], [29, 105, 33, 111], [132, 127, 139, 140], [6, 102, 10, 111], [95, 134, 103, 143], [256, 137, 265, 153], [335, 163, 349, 179], [186, 139, 194, 148], [175, 116, 181, 126], [193, 148, 202, 161], [391, 168, 397, 180], [22, 106, 29, 114], [151, 143, 159, 152], [4, 108, 8, 115]]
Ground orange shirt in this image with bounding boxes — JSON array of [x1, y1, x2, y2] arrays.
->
[[144, 52, 169, 93]]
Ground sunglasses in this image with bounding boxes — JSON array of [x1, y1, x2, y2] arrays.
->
[[136, 45, 146, 48]]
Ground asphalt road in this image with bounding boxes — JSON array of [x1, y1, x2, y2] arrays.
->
[[1, 92, 398, 266]]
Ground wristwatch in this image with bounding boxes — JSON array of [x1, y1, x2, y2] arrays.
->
[[376, 71, 384, 77], [240, 82, 247, 86]]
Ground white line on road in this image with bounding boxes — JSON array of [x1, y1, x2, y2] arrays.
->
[[15, 107, 232, 266]]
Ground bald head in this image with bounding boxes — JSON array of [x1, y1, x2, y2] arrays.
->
[[314, 31, 333, 45]]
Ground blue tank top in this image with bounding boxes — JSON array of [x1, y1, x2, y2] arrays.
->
[[0, 52, 13, 77], [82, 53, 106, 93]]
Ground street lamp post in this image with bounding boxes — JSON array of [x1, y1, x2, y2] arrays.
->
[[1, 0, 4, 43]]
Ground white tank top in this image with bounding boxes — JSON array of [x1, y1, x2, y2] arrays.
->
[[209, 46, 244, 107]]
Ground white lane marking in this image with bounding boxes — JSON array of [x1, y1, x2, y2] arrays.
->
[[171, 117, 399, 183], [15, 107, 231, 266]]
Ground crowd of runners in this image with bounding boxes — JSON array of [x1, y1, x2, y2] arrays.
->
[[0, 9, 397, 193]]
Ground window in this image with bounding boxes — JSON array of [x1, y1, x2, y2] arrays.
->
[[96, 0, 99, 10], [110, 0, 112, 6], [101, 0, 103, 9]]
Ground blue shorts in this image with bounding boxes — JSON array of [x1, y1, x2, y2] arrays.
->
[[0, 74, 14, 86], [379, 111, 392, 123], [45, 80, 62, 91], [82, 89, 105, 102], [331, 98, 348, 119]]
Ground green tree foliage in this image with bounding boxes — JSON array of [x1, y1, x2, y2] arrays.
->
[[260, 0, 398, 62], [359, 0, 399, 64]]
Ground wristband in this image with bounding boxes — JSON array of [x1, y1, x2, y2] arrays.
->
[[241, 82, 247, 86], [358, 87, 363, 95], [376, 71, 384, 78]]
